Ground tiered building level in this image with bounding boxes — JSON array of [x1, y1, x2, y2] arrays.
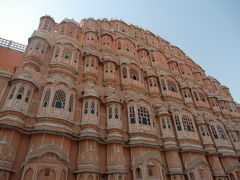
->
[[0, 16, 240, 180]]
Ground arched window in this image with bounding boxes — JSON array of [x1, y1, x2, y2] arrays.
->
[[122, 66, 127, 78], [90, 58, 95, 67], [175, 115, 182, 131], [147, 166, 153, 177], [42, 89, 51, 107], [25, 90, 31, 103], [161, 117, 171, 129], [44, 168, 50, 176], [117, 40, 122, 50], [129, 106, 136, 124], [68, 95, 74, 112], [149, 79, 153, 87], [167, 80, 178, 92], [217, 125, 227, 140], [136, 168, 142, 178], [85, 58, 90, 67], [9, 86, 16, 99], [161, 118, 166, 129], [160, 79, 167, 90], [84, 101, 88, 114], [199, 92, 206, 102], [130, 69, 139, 80], [115, 106, 119, 119], [108, 107, 113, 119], [210, 125, 219, 139], [193, 91, 199, 101], [52, 90, 66, 109], [91, 101, 95, 114], [53, 46, 60, 59], [16, 86, 25, 99], [182, 115, 194, 132], [189, 172, 195, 180], [138, 107, 150, 125], [152, 78, 157, 87]]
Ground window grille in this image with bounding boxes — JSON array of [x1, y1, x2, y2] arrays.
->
[[217, 125, 227, 140], [25, 90, 31, 103], [129, 106, 136, 124], [16, 86, 25, 99], [161, 118, 166, 129], [68, 95, 74, 112], [122, 66, 127, 78], [52, 90, 66, 109], [84, 101, 88, 114], [210, 125, 219, 139], [108, 107, 113, 119], [137, 107, 150, 125], [167, 80, 177, 92], [115, 106, 119, 119], [182, 115, 194, 132], [161, 79, 167, 90], [193, 91, 199, 101], [175, 115, 182, 130], [42, 89, 51, 107], [9, 85, 16, 99], [200, 126, 206, 136], [130, 69, 139, 80], [91, 101, 95, 114]]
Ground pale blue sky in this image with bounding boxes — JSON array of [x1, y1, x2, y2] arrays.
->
[[0, 0, 239, 102]]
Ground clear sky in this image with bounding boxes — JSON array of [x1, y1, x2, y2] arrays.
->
[[0, 0, 239, 102]]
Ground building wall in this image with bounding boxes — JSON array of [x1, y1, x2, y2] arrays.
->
[[0, 16, 240, 180], [0, 46, 24, 73]]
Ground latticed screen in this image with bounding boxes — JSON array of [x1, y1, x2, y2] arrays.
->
[[52, 90, 66, 109], [129, 106, 136, 124], [42, 89, 51, 107], [182, 115, 194, 132], [138, 107, 150, 125], [167, 80, 177, 93], [9, 85, 16, 99]]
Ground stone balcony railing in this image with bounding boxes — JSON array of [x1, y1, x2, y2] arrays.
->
[[0, 37, 26, 52]]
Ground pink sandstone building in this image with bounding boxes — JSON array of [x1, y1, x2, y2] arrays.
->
[[0, 16, 240, 180]]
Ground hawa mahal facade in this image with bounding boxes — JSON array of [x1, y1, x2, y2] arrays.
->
[[0, 16, 240, 180]]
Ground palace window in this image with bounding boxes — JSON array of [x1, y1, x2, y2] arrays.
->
[[115, 106, 119, 119], [52, 90, 66, 109], [84, 101, 88, 114], [182, 115, 194, 132], [210, 125, 219, 139], [122, 66, 127, 78], [91, 101, 95, 114], [167, 80, 178, 92], [231, 133, 239, 143], [193, 91, 199, 101], [161, 118, 171, 129], [8, 85, 16, 99], [130, 69, 139, 80], [108, 107, 113, 119], [16, 86, 25, 99], [25, 90, 31, 103], [44, 168, 50, 176], [200, 126, 206, 136], [199, 92, 206, 102], [129, 106, 136, 124], [161, 79, 167, 90], [175, 115, 182, 131], [217, 125, 227, 140], [138, 107, 150, 125], [136, 168, 142, 178], [68, 95, 74, 112]]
